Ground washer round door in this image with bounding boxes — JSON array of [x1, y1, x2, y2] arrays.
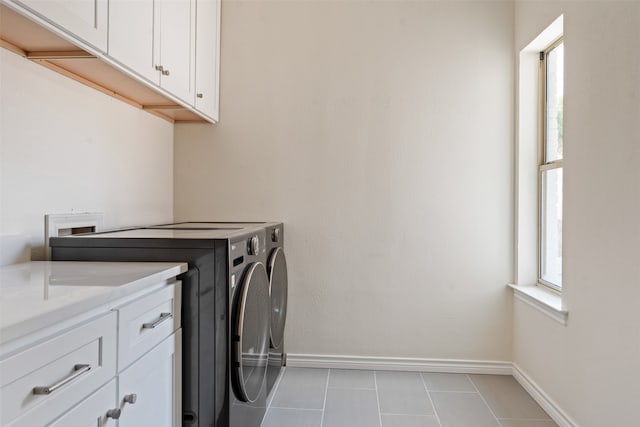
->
[[267, 247, 288, 349], [232, 262, 271, 403]]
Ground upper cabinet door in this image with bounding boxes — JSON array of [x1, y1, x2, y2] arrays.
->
[[108, 0, 158, 84], [159, 0, 195, 104], [12, 0, 108, 51], [194, 0, 220, 121]]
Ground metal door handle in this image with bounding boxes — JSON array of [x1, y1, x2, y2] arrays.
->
[[155, 64, 164, 72], [196, 93, 203, 98], [106, 394, 137, 420], [106, 408, 121, 419], [162, 69, 170, 76], [142, 312, 172, 329], [123, 393, 137, 404], [33, 364, 91, 395]]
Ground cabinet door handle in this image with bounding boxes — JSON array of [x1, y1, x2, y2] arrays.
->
[[196, 93, 203, 98], [142, 312, 172, 329], [32, 364, 91, 395], [162, 69, 170, 76], [123, 393, 137, 404], [155, 64, 164, 72], [107, 393, 136, 420], [106, 408, 121, 419]]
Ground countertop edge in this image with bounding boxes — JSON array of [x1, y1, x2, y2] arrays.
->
[[0, 262, 187, 350]]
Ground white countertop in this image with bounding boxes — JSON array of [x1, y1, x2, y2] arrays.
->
[[0, 261, 187, 346]]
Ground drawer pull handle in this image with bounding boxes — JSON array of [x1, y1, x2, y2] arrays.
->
[[32, 364, 91, 395], [142, 312, 172, 329]]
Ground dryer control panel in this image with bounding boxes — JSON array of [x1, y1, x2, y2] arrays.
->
[[229, 231, 266, 290]]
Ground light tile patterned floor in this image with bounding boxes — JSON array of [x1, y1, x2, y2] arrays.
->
[[262, 368, 557, 427]]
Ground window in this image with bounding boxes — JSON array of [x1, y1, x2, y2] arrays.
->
[[539, 39, 564, 290]]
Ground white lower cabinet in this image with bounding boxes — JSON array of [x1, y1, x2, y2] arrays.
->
[[0, 282, 182, 427], [117, 331, 182, 427], [0, 312, 117, 427]]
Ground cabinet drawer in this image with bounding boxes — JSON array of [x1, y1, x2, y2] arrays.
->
[[0, 312, 117, 426], [117, 282, 181, 371]]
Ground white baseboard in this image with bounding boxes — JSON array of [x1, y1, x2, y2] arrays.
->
[[286, 353, 512, 375], [512, 364, 578, 427]]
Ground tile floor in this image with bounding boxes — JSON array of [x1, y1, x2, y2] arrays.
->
[[261, 368, 558, 427]]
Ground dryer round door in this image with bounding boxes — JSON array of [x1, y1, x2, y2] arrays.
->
[[267, 247, 288, 349], [232, 262, 270, 403]]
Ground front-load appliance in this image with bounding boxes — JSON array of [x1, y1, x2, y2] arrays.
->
[[51, 226, 271, 427], [149, 222, 288, 396], [263, 223, 287, 395]]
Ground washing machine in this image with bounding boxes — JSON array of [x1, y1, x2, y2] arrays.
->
[[154, 222, 288, 396], [50, 225, 271, 427]]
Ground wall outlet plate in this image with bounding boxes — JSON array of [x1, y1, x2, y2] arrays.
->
[[44, 212, 104, 260]]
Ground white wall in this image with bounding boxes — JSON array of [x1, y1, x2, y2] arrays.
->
[[0, 50, 174, 259], [513, 2, 640, 426], [175, 1, 515, 361]]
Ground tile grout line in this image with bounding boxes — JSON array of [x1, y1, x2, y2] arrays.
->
[[319, 368, 330, 427], [373, 371, 383, 427], [269, 406, 325, 411], [266, 366, 286, 409], [381, 412, 447, 417], [327, 386, 377, 391], [466, 374, 503, 426], [262, 368, 286, 427], [420, 372, 444, 427]]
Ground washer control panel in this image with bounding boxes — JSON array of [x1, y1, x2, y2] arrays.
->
[[229, 231, 266, 289]]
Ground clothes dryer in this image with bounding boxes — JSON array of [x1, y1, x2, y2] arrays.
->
[[154, 222, 288, 396], [263, 223, 287, 396], [51, 226, 270, 427]]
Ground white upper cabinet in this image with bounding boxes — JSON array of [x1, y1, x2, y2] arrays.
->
[[194, 0, 220, 121], [3, 0, 218, 122], [11, 0, 108, 51], [108, 0, 157, 83], [158, 0, 196, 104], [109, 0, 195, 105]]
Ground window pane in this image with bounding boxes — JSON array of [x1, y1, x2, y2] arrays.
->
[[541, 168, 563, 287], [545, 42, 564, 162]]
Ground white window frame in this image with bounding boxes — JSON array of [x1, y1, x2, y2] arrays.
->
[[510, 15, 567, 325], [538, 37, 564, 292]]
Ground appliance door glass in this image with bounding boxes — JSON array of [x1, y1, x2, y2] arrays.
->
[[232, 262, 270, 403], [267, 247, 288, 349]]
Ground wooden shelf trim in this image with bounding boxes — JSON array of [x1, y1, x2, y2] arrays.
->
[[27, 50, 95, 59], [1, 35, 207, 124], [0, 38, 26, 56]]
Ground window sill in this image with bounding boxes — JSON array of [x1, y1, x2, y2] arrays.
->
[[508, 284, 568, 325]]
